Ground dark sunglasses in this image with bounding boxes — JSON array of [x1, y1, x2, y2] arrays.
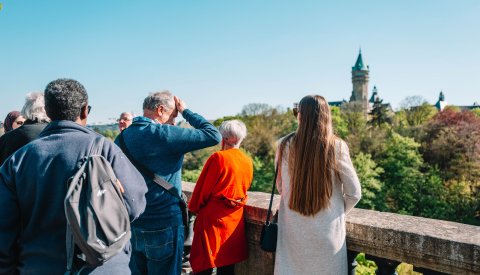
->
[[292, 102, 299, 117], [87, 105, 92, 114]]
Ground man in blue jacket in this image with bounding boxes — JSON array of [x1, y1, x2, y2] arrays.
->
[[0, 79, 148, 274], [116, 91, 221, 275]]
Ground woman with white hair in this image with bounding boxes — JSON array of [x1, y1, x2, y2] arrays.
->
[[188, 120, 254, 275], [0, 92, 50, 165]]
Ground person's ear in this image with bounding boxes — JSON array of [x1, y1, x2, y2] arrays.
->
[[80, 105, 89, 120], [157, 105, 164, 116]]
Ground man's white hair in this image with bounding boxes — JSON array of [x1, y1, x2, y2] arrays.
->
[[119, 111, 134, 118], [143, 90, 174, 111], [219, 120, 247, 146], [21, 92, 50, 122]]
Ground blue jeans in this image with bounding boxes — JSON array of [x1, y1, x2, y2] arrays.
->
[[129, 225, 184, 275]]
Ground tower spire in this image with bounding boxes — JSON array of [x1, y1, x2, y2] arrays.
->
[[352, 49, 367, 71]]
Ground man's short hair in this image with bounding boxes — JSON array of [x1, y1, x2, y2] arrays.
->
[[143, 91, 174, 111], [119, 112, 134, 119], [21, 92, 50, 122], [44, 79, 88, 121]]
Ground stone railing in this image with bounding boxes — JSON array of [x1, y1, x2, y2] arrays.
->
[[182, 182, 480, 275]]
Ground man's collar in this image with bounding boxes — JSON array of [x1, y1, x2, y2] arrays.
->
[[133, 116, 156, 124]]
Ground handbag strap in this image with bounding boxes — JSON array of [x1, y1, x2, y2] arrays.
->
[[265, 162, 279, 224], [117, 131, 182, 201]]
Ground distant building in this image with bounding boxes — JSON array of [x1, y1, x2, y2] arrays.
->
[[434, 91, 448, 111], [349, 50, 370, 111], [330, 51, 479, 114], [329, 50, 391, 113], [434, 91, 479, 111]]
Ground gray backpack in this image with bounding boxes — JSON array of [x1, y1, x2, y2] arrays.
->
[[64, 136, 131, 272]]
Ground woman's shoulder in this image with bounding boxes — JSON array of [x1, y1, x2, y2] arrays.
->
[[333, 138, 350, 155], [276, 132, 295, 146], [208, 150, 222, 161], [217, 149, 249, 160]]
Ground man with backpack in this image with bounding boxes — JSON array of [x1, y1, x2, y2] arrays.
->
[[0, 79, 148, 274], [115, 91, 221, 275]]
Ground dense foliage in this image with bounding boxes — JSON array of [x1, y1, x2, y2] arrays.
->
[[181, 101, 480, 225]]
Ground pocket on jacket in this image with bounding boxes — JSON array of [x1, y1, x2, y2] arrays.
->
[[141, 228, 174, 262]]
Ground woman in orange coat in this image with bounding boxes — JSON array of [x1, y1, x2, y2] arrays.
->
[[188, 120, 253, 275]]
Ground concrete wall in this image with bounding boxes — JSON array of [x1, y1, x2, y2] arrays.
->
[[183, 182, 480, 275]]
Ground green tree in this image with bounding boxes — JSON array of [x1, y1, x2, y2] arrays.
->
[[240, 103, 272, 116], [369, 98, 392, 127], [394, 97, 436, 142], [341, 102, 368, 155], [198, 105, 296, 191], [422, 109, 480, 182], [352, 153, 384, 210], [359, 126, 390, 161], [399, 96, 437, 127], [104, 129, 119, 140], [443, 179, 479, 225], [404, 103, 437, 127], [182, 168, 202, 183], [443, 105, 461, 112], [379, 133, 425, 214], [250, 156, 275, 192], [472, 108, 480, 118], [182, 146, 220, 182], [183, 146, 219, 171], [331, 106, 348, 138]]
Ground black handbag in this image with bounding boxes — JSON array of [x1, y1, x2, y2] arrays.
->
[[260, 163, 279, 252], [118, 132, 191, 239]]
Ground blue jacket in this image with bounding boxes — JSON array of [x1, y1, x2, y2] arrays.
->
[[0, 121, 148, 275], [115, 109, 221, 229]]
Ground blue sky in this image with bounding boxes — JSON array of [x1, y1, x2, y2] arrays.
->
[[1, 1, 479, 124]]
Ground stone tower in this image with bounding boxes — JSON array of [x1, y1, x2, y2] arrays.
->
[[350, 50, 369, 112]]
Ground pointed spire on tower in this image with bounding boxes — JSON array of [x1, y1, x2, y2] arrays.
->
[[439, 90, 445, 101], [352, 48, 367, 71], [369, 85, 378, 103], [435, 90, 448, 111]]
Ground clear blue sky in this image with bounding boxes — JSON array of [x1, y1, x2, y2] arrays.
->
[[1, 0, 479, 124]]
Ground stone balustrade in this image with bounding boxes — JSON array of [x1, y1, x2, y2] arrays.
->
[[182, 182, 480, 275]]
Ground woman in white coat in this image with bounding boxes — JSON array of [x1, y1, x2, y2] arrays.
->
[[274, 95, 362, 275]]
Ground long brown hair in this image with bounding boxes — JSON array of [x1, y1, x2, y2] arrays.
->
[[279, 95, 341, 216]]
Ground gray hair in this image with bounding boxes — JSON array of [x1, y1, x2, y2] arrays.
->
[[143, 90, 174, 111], [119, 111, 134, 119], [219, 120, 247, 146], [21, 92, 50, 122]]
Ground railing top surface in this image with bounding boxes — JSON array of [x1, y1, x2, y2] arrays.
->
[[184, 181, 479, 245], [347, 208, 480, 245]]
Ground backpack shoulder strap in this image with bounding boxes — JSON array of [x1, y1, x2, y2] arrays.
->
[[117, 132, 182, 200], [90, 136, 105, 156]]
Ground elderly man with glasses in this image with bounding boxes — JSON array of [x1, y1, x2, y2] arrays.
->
[[115, 90, 221, 275], [118, 112, 134, 131]]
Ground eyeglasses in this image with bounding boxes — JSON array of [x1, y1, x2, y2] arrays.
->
[[87, 105, 92, 114], [293, 102, 299, 117], [117, 118, 132, 122]]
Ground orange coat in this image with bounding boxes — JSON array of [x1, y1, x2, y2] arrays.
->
[[188, 148, 253, 273]]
